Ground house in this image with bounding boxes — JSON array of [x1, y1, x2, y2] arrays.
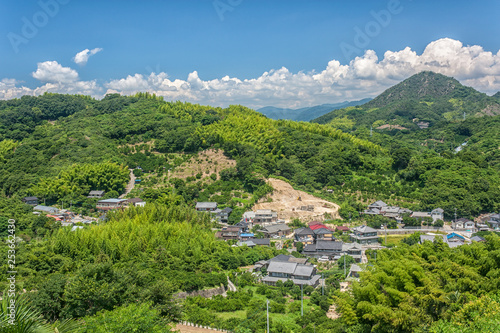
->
[[195, 202, 218, 212], [487, 213, 500, 230], [240, 233, 255, 241], [312, 227, 335, 241], [34, 205, 59, 214], [234, 221, 251, 232], [261, 223, 291, 238], [350, 225, 379, 244], [303, 240, 343, 259], [270, 254, 309, 265], [471, 235, 486, 242], [294, 227, 315, 244], [342, 243, 363, 262], [431, 208, 444, 221], [452, 218, 475, 231], [254, 209, 278, 224], [215, 207, 232, 223], [347, 264, 364, 279], [22, 196, 38, 206], [252, 238, 271, 246], [476, 223, 490, 232], [87, 190, 105, 198], [419, 233, 467, 248], [96, 198, 127, 211], [124, 198, 146, 207], [262, 260, 320, 287], [217, 226, 242, 241], [242, 211, 256, 223], [411, 211, 432, 220], [368, 200, 388, 210], [335, 226, 350, 234]]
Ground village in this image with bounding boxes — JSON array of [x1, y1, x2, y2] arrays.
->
[[20, 189, 500, 291]]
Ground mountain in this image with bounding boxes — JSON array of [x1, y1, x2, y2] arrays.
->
[[257, 98, 371, 121], [312, 71, 500, 130]]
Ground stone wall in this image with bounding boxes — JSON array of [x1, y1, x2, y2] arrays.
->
[[173, 284, 226, 299]]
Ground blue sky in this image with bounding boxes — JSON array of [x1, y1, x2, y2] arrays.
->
[[1, 0, 500, 108]]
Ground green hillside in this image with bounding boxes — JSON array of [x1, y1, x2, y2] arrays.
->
[[313, 71, 500, 130]]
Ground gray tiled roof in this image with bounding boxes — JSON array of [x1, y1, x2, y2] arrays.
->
[[316, 240, 343, 250], [267, 261, 297, 274], [196, 202, 218, 209], [293, 265, 314, 277], [263, 223, 290, 233]]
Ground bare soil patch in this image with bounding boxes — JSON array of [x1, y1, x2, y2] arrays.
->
[[253, 178, 340, 222]]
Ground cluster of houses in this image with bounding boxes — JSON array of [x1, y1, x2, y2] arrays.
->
[[363, 200, 444, 223], [453, 214, 500, 232], [195, 202, 233, 224]]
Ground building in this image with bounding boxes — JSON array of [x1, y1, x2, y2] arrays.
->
[[350, 225, 379, 244], [303, 240, 343, 259], [261, 223, 291, 238], [342, 243, 363, 262], [124, 198, 146, 207], [96, 198, 127, 211], [242, 211, 256, 223], [195, 202, 218, 212], [217, 226, 242, 241], [419, 233, 468, 248], [294, 227, 315, 245], [254, 209, 278, 224], [368, 200, 388, 210], [471, 235, 486, 242], [215, 207, 232, 223], [262, 259, 320, 287], [347, 264, 364, 279], [452, 218, 475, 231], [335, 226, 350, 234], [312, 227, 335, 241], [87, 190, 105, 198], [431, 208, 444, 221], [34, 205, 59, 214], [22, 196, 38, 206], [236, 238, 271, 248], [486, 213, 500, 230]]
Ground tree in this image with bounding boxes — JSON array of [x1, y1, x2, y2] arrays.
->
[[295, 242, 304, 253], [338, 255, 355, 272]]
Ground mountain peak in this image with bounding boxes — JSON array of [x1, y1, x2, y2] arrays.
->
[[366, 71, 472, 108]]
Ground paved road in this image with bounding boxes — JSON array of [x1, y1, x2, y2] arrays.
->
[[227, 277, 237, 292]]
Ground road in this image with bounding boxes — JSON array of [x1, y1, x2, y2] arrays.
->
[[119, 169, 136, 198]]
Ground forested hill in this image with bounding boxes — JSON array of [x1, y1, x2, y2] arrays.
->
[[312, 71, 500, 129], [0, 90, 498, 224]]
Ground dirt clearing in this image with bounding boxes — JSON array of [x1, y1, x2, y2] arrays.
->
[[253, 178, 340, 222]]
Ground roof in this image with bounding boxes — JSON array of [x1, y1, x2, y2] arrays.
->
[[293, 265, 315, 277], [411, 212, 431, 218], [240, 233, 254, 237], [471, 236, 486, 242], [242, 211, 255, 218], [98, 198, 126, 204], [267, 261, 297, 274], [295, 227, 314, 236], [236, 241, 256, 247], [33, 205, 59, 213], [271, 254, 294, 262], [313, 228, 333, 235], [125, 198, 145, 203], [316, 240, 343, 250], [432, 208, 444, 213], [256, 209, 274, 215], [23, 196, 37, 201], [446, 233, 465, 240], [336, 226, 350, 231], [263, 223, 290, 233], [252, 238, 271, 246], [309, 223, 329, 231], [221, 207, 233, 213], [369, 200, 387, 207], [349, 264, 363, 272], [353, 225, 378, 233], [343, 242, 362, 251], [88, 190, 105, 195], [196, 202, 217, 209]]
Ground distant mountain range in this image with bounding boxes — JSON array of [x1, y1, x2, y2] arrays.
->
[[312, 71, 500, 131], [257, 99, 372, 121]]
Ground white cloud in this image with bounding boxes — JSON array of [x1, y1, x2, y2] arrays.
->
[[2, 39, 500, 108], [73, 48, 103, 65], [32, 61, 79, 83]]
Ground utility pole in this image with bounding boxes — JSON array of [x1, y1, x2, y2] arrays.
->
[[322, 273, 324, 296], [344, 255, 346, 277], [463, 112, 466, 121], [266, 299, 269, 333], [454, 208, 457, 230], [301, 284, 304, 317], [385, 224, 387, 246], [370, 126, 373, 137], [349, 212, 352, 224]]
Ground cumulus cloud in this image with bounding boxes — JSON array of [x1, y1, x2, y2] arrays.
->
[[32, 61, 79, 83], [2, 39, 500, 108], [73, 48, 103, 65]]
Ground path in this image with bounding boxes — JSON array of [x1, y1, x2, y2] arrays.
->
[[119, 169, 136, 198], [227, 277, 237, 292], [172, 324, 224, 333]]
